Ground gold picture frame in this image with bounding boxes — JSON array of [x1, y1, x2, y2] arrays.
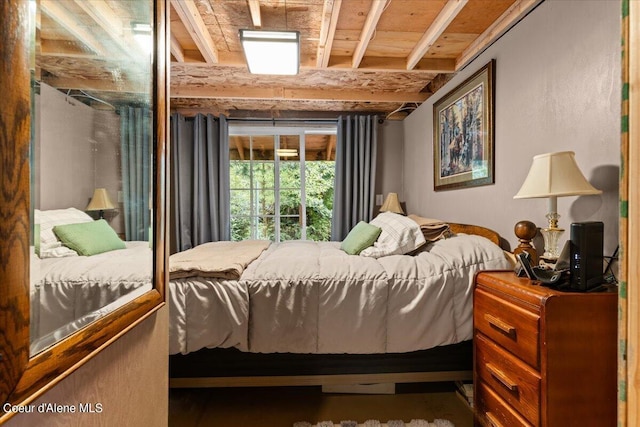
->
[[433, 59, 495, 191]]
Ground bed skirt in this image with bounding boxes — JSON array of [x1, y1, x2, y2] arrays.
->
[[169, 341, 473, 388]]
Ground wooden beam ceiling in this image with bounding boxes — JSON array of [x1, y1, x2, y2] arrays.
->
[[170, 0, 218, 63], [70, 0, 138, 61], [171, 32, 186, 63], [36, 0, 544, 119], [40, 0, 106, 56], [351, 0, 388, 69], [455, 0, 541, 69], [406, 0, 468, 70], [171, 85, 430, 104], [164, 0, 541, 117], [317, 0, 342, 68], [247, 0, 262, 28]]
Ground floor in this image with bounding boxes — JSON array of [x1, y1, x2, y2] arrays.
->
[[169, 382, 473, 426]]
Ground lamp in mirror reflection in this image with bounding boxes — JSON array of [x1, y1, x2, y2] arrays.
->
[[87, 188, 117, 219], [380, 192, 405, 215], [514, 151, 602, 259]]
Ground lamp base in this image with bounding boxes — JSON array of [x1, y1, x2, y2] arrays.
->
[[541, 227, 564, 260]]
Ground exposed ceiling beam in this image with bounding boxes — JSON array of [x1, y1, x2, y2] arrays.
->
[[317, 0, 342, 68], [71, 0, 141, 61], [40, 39, 97, 58], [325, 137, 335, 161], [456, 0, 542, 70], [171, 86, 430, 103], [351, 0, 388, 69], [173, 53, 454, 73], [41, 0, 106, 56], [406, 0, 468, 70], [171, 32, 186, 62], [232, 136, 246, 160], [170, 0, 218, 63], [43, 76, 141, 93], [328, 56, 455, 73], [247, 0, 262, 28]]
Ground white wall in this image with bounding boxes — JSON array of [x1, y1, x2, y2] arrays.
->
[[37, 84, 124, 233], [376, 120, 405, 203], [403, 0, 620, 255], [38, 84, 95, 210]]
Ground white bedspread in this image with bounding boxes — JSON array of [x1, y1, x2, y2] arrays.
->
[[31, 241, 153, 344], [169, 234, 511, 355]]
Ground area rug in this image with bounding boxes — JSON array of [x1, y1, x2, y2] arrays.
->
[[294, 419, 455, 427]]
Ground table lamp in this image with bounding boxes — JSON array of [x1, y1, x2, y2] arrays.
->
[[513, 151, 601, 260], [380, 192, 404, 215], [86, 188, 116, 219]]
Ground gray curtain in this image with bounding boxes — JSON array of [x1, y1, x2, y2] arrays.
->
[[170, 112, 230, 253], [331, 115, 378, 241], [120, 106, 151, 241]]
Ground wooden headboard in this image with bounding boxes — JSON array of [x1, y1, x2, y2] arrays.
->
[[448, 223, 502, 247]]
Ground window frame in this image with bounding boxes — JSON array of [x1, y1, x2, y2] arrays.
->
[[229, 123, 336, 242]]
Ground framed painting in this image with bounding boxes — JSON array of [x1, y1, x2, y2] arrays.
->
[[433, 59, 495, 191]]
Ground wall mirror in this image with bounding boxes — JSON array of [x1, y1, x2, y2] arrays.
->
[[0, 0, 167, 417]]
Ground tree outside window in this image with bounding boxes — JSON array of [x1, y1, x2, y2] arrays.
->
[[229, 126, 336, 242]]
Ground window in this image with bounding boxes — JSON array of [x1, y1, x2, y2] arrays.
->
[[229, 124, 336, 242]]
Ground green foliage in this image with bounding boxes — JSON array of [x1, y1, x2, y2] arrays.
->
[[304, 162, 334, 241], [230, 159, 335, 242]]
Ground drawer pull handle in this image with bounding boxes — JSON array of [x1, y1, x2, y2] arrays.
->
[[486, 363, 519, 393], [485, 314, 516, 337], [486, 412, 504, 427]]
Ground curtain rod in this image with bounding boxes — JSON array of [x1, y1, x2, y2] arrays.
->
[[226, 117, 338, 124]]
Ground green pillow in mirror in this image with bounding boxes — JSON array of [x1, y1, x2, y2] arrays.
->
[[340, 221, 382, 255], [53, 219, 125, 256]]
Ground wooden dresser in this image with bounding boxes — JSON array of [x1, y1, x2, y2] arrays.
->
[[473, 271, 617, 427]]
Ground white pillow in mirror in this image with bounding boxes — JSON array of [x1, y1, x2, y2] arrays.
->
[[35, 207, 94, 258]]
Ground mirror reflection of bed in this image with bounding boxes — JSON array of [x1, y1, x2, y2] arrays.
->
[[30, 80, 153, 355]]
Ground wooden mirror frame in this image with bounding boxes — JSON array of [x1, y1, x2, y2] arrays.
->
[[0, 0, 168, 420], [622, 1, 639, 425]]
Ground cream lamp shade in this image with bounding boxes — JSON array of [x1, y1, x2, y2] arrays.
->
[[239, 29, 300, 75], [514, 151, 601, 259], [86, 188, 116, 219], [380, 192, 404, 215], [513, 151, 601, 200]]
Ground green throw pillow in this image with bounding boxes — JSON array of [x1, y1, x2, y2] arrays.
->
[[53, 219, 125, 256], [340, 221, 382, 255]]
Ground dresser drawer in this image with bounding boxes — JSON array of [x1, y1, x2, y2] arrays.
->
[[474, 287, 540, 368], [476, 380, 533, 427], [474, 334, 540, 424], [476, 333, 541, 425]]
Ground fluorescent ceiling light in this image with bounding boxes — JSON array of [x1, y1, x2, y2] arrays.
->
[[239, 29, 300, 75], [276, 148, 298, 157], [131, 21, 153, 55]]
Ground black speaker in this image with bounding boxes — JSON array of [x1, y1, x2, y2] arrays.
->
[[569, 221, 604, 291]]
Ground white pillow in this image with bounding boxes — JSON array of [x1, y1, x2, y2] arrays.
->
[[35, 207, 94, 258], [359, 212, 426, 258]]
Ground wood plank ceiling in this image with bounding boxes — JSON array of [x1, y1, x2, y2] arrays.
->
[[170, 0, 542, 119], [36, 0, 543, 120]]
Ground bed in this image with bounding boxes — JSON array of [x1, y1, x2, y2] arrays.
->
[[30, 207, 153, 354], [168, 213, 512, 388]]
